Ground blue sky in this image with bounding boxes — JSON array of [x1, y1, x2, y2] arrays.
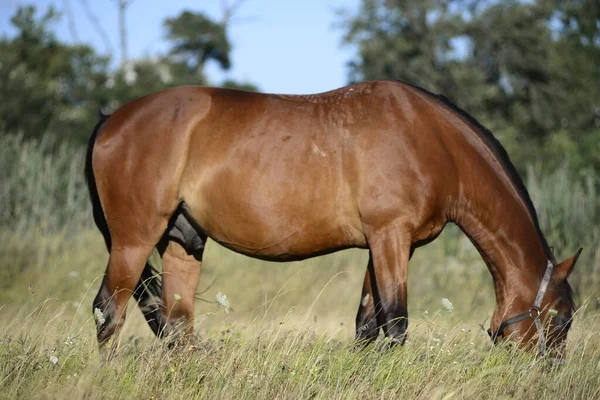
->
[[0, 0, 361, 94]]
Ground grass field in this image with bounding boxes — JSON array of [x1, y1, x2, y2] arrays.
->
[[1, 136, 599, 399], [1, 228, 599, 399]]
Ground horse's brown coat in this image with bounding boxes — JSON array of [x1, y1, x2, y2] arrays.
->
[[86, 81, 579, 359]]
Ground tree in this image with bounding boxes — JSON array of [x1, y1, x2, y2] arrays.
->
[[341, 0, 462, 93], [164, 11, 232, 80], [0, 6, 258, 144], [0, 6, 110, 142], [339, 0, 600, 172]]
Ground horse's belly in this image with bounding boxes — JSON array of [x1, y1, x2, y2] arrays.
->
[[181, 164, 364, 259], [207, 218, 358, 260]]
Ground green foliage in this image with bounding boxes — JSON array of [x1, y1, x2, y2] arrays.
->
[[340, 0, 464, 95], [0, 5, 258, 144], [339, 0, 600, 173], [165, 11, 232, 75], [526, 164, 600, 290], [0, 6, 110, 142], [0, 134, 90, 233]]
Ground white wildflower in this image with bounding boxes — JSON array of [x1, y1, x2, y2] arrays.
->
[[549, 309, 558, 317], [174, 294, 182, 302], [441, 297, 453, 313], [49, 356, 59, 366], [216, 292, 230, 312], [94, 307, 105, 326]]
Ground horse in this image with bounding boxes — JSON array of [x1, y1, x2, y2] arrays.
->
[[85, 80, 581, 360]]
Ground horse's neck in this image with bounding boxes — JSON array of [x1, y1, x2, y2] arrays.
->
[[451, 167, 548, 304]]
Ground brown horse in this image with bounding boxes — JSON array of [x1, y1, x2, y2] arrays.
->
[[85, 80, 581, 359]]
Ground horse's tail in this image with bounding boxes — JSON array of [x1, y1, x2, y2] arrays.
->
[[85, 110, 111, 250], [85, 110, 166, 335]]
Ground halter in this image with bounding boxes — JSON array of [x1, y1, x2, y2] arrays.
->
[[487, 259, 554, 356]]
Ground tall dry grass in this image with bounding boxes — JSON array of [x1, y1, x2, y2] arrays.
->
[[0, 134, 599, 398]]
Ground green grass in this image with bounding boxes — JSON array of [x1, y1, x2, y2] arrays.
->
[[1, 228, 599, 399], [1, 135, 600, 398]]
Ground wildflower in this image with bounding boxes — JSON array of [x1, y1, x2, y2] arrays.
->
[[549, 309, 558, 317], [94, 308, 105, 326], [441, 298, 453, 313], [64, 336, 74, 346], [216, 292, 230, 313], [174, 294, 182, 302], [49, 356, 59, 366]]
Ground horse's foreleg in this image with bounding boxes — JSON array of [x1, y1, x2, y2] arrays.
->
[[159, 241, 203, 344], [354, 254, 382, 346], [366, 228, 411, 345]]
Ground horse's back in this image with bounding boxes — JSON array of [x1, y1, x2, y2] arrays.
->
[[92, 81, 459, 258]]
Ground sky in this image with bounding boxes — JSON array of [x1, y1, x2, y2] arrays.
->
[[0, 0, 361, 94]]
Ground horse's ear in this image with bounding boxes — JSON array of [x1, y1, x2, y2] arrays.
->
[[554, 248, 583, 280]]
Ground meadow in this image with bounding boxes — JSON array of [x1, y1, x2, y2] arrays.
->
[[1, 134, 599, 399]]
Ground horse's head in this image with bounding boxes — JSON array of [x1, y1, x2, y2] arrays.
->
[[489, 248, 581, 358]]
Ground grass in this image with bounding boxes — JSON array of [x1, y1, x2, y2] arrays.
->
[[1, 228, 599, 399], [1, 135, 600, 398]]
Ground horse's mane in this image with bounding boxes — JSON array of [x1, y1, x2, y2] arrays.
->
[[400, 82, 556, 265], [408, 82, 577, 310]]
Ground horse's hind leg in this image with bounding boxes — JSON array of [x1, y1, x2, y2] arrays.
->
[[93, 217, 169, 360], [355, 254, 383, 346], [159, 240, 203, 343]]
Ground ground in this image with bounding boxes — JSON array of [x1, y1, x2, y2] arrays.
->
[[0, 227, 599, 399]]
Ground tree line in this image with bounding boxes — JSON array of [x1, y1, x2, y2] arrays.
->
[[340, 0, 599, 173], [0, 1, 598, 174], [0, 4, 257, 144]]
